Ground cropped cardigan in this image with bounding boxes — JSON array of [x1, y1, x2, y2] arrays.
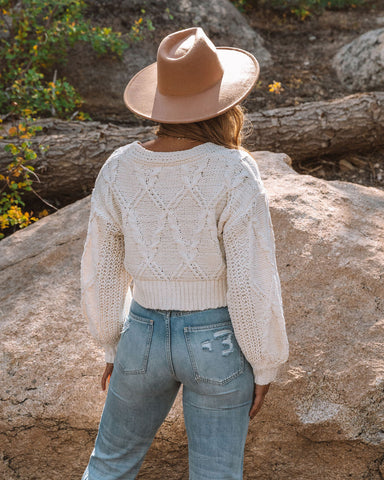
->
[[80, 141, 289, 384]]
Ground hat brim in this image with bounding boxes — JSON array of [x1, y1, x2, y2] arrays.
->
[[123, 47, 260, 124]]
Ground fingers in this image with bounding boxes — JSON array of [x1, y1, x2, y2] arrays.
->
[[101, 364, 114, 391], [249, 395, 263, 419], [249, 383, 271, 420], [101, 370, 107, 391], [101, 372, 107, 391]]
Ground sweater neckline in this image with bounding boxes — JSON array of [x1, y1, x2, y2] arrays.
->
[[129, 140, 220, 165]]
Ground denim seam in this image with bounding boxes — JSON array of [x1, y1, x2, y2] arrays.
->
[[173, 310, 201, 316], [184, 330, 200, 384], [183, 398, 253, 411], [117, 318, 154, 375], [183, 327, 245, 385], [184, 321, 232, 333], [129, 311, 154, 324], [165, 314, 177, 379]]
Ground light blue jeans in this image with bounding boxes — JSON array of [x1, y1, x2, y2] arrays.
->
[[82, 298, 254, 480]]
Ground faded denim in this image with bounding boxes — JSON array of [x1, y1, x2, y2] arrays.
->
[[81, 298, 254, 480]]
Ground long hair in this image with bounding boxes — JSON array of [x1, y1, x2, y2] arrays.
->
[[155, 104, 250, 149]]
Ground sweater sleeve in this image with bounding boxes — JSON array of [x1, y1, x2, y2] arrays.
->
[[80, 161, 133, 363], [222, 161, 289, 385]]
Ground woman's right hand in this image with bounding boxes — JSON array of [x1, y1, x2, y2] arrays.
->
[[249, 383, 270, 419]]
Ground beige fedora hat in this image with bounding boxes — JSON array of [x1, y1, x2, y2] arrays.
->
[[123, 27, 260, 124]]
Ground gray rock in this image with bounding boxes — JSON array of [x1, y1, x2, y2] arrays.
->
[[333, 28, 384, 91], [59, 0, 271, 121], [1, 150, 384, 479]]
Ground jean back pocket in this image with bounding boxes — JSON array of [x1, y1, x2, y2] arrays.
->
[[184, 322, 244, 385], [116, 312, 154, 374]]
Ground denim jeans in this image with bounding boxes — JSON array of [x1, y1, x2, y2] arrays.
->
[[81, 298, 254, 480]]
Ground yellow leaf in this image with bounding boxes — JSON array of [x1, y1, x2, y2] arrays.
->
[[1, 215, 9, 229], [8, 126, 18, 136], [39, 209, 49, 218]]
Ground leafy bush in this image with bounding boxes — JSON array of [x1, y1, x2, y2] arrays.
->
[[0, 0, 151, 239], [0, 0, 134, 118], [0, 120, 46, 239]]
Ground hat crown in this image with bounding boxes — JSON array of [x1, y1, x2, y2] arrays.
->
[[157, 27, 224, 97], [123, 27, 260, 123]]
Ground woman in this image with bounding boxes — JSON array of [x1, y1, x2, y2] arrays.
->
[[81, 27, 289, 480]]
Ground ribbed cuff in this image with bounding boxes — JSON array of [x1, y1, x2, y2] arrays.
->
[[253, 365, 280, 385], [104, 344, 118, 363]]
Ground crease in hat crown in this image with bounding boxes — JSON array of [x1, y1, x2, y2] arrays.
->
[[157, 27, 224, 97]]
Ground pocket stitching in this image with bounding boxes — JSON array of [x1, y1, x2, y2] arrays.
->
[[184, 321, 232, 333], [117, 316, 154, 375], [184, 323, 245, 385], [129, 311, 154, 325]]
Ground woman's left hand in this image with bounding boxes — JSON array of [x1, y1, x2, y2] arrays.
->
[[249, 383, 270, 419], [101, 363, 114, 391]]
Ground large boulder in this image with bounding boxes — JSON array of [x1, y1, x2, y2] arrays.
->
[[1, 149, 384, 479], [333, 28, 384, 92], [59, 0, 271, 121]]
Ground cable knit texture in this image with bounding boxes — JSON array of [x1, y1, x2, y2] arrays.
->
[[80, 141, 289, 384]]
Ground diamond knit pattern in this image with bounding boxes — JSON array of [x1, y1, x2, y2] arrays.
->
[[80, 141, 289, 384]]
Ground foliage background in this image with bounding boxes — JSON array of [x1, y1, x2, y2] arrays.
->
[[0, 0, 151, 239], [0, 0, 378, 239]]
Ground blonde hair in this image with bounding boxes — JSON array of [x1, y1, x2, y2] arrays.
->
[[155, 104, 249, 149]]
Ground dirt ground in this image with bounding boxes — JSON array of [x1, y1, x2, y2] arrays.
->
[[241, 1, 384, 190]]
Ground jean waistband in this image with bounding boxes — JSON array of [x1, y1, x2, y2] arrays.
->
[[131, 298, 228, 317]]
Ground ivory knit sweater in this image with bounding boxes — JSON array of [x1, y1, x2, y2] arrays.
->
[[80, 141, 289, 385]]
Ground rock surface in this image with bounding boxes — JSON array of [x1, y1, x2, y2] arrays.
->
[[1, 151, 384, 479], [59, 0, 271, 120], [333, 28, 384, 91]]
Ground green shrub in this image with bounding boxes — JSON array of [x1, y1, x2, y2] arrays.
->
[[0, 120, 44, 239], [0, 0, 151, 239], [0, 0, 136, 118]]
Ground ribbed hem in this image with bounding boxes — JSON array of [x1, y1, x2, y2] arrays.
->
[[132, 277, 228, 310]]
